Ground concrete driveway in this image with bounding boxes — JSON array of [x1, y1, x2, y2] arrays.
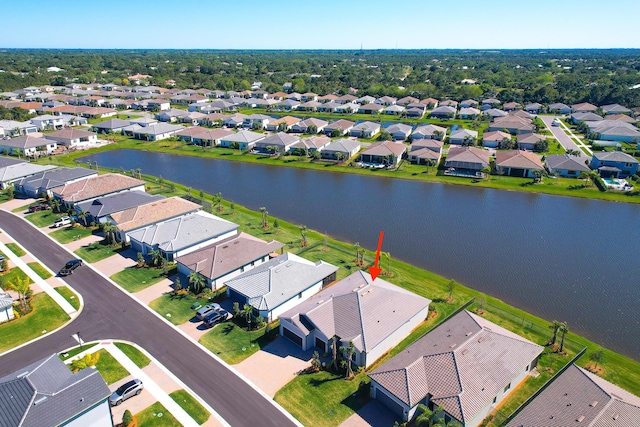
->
[[340, 401, 399, 427], [109, 374, 156, 423]]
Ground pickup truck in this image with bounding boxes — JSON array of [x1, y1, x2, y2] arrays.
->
[[53, 216, 71, 228]]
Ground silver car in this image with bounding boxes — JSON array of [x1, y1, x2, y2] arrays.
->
[[110, 379, 143, 406], [195, 303, 221, 321]]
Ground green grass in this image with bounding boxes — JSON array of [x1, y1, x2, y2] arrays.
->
[[49, 226, 96, 244], [11, 201, 39, 213], [24, 210, 60, 228], [54, 286, 80, 310], [149, 294, 210, 325], [59, 343, 98, 360], [198, 321, 275, 364], [27, 261, 52, 279], [1, 267, 34, 285], [168, 390, 210, 425], [110, 265, 174, 293], [74, 240, 123, 263], [0, 293, 70, 353], [135, 402, 183, 427], [94, 348, 129, 385], [114, 342, 151, 368], [5, 243, 26, 257]]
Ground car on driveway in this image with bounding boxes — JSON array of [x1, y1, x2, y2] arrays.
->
[[59, 259, 83, 276], [203, 311, 227, 328], [195, 303, 221, 321], [28, 203, 51, 213], [110, 379, 143, 406], [53, 216, 71, 228]]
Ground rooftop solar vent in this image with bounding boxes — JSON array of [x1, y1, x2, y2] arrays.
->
[[34, 396, 47, 405], [613, 413, 620, 420], [577, 415, 585, 422], [590, 401, 598, 407]]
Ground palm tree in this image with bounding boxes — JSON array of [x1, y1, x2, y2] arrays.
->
[[242, 304, 253, 327], [383, 252, 391, 275], [7, 275, 31, 312], [300, 225, 307, 247], [188, 271, 205, 294], [339, 341, 356, 378], [549, 320, 561, 345], [415, 404, 444, 427], [77, 209, 88, 226], [102, 221, 117, 245], [149, 249, 163, 268], [330, 335, 339, 372], [354, 242, 361, 265], [50, 198, 61, 213], [559, 322, 569, 353], [259, 207, 268, 229]]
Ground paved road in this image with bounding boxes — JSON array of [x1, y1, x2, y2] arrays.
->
[[0, 211, 296, 427], [540, 115, 591, 161]]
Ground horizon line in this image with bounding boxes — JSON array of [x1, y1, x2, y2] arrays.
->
[[2, 47, 640, 51]]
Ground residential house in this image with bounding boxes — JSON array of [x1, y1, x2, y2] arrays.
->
[[218, 130, 265, 150], [16, 167, 97, 198], [482, 130, 512, 149], [386, 123, 413, 140], [280, 270, 430, 368], [503, 101, 522, 111], [30, 114, 65, 131], [484, 108, 507, 119], [545, 154, 590, 178], [175, 127, 234, 146], [350, 121, 381, 138], [601, 103, 631, 115], [376, 96, 397, 106], [0, 289, 14, 323], [460, 99, 479, 108], [495, 150, 545, 178], [357, 103, 384, 114], [321, 139, 361, 161], [147, 99, 171, 111], [405, 103, 426, 118], [242, 114, 272, 130], [360, 141, 406, 166], [430, 105, 457, 119], [605, 114, 637, 124], [506, 364, 640, 427], [0, 158, 57, 189], [383, 105, 405, 115], [253, 132, 300, 154], [318, 94, 338, 103], [290, 118, 328, 134], [449, 128, 478, 145], [52, 173, 145, 209], [411, 124, 447, 140], [588, 120, 640, 143], [589, 151, 639, 178], [408, 139, 442, 165], [267, 92, 287, 100], [548, 102, 571, 114], [488, 116, 534, 134], [516, 133, 546, 151], [335, 102, 360, 114], [0, 136, 57, 157], [420, 98, 439, 108], [323, 119, 355, 136], [108, 196, 201, 243], [76, 191, 164, 224], [356, 95, 376, 105], [444, 146, 490, 177], [317, 101, 340, 113], [276, 99, 300, 111], [128, 211, 238, 261], [225, 252, 338, 322], [46, 129, 98, 147], [301, 92, 318, 102], [202, 113, 230, 127], [0, 354, 113, 427], [571, 112, 604, 124], [369, 310, 543, 425], [298, 100, 322, 111], [440, 100, 458, 108], [79, 107, 117, 119], [91, 118, 132, 134], [336, 94, 357, 104], [264, 116, 301, 132], [290, 136, 332, 155], [481, 98, 501, 110], [176, 232, 284, 290], [525, 103, 543, 114], [223, 113, 248, 128], [0, 120, 38, 136], [571, 102, 598, 113], [128, 117, 158, 127], [129, 123, 185, 141], [459, 107, 481, 119]]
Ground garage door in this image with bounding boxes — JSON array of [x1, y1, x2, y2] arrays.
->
[[228, 288, 245, 304], [315, 337, 325, 351], [375, 387, 405, 418], [511, 168, 526, 177], [282, 326, 303, 347]]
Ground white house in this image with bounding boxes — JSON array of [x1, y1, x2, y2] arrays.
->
[[0, 290, 14, 323]]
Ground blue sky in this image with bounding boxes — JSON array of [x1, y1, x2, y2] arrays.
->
[[2, 0, 639, 49]]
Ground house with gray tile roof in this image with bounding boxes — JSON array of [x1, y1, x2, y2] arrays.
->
[[507, 364, 640, 427], [600, 103, 631, 115], [253, 132, 300, 154], [589, 151, 639, 178], [449, 128, 478, 145], [321, 139, 361, 161], [290, 118, 328, 134], [445, 146, 490, 178], [488, 116, 534, 134], [350, 121, 381, 138], [588, 120, 640, 143], [357, 103, 384, 114], [0, 162, 57, 190], [430, 105, 457, 119], [91, 118, 132, 134], [386, 123, 413, 140], [324, 119, 355, 136], [548, 102, 571, 114], [412, 124, 447, 141], [0, 120, 38, 137], [218, 130, 265, 150], [76, 190, 164, 224], [176, 232, 284, 290], [0, 136, 58, 157], [225, 252, 338, 322], [279, 270, 430, 367], [571, 112, 604, 124], [459, 107, 481, 119], [290, 136, 332, 154], [359, 141, 407, 166], [545, 154, 590, 178], [0, 354, 112, 427], [128, 211, 238, 261], [369, 310, 543, 426], [130, 123, 185, 141], [0, 289, 14, 323], [16, 167, 97, 198]]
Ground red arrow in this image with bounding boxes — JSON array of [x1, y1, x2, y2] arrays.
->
[[369, 231, 384, 281]]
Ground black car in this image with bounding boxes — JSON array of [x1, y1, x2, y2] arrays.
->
[[203, 311, 226, 328], [59, 259, 83, 276], [28, 203, 51, 213]]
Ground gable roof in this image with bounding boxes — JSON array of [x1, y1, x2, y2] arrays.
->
[[16, 167, 97, 191], [446, 147, 490, 165], [591, 151, 639, 164], [0, 163, 58, 184], [545, 154, 590, 172], [76, 190, 164, 219], [109, 196, 201, 232], [412, 124, 447, 137], [220, 130, 265, 143], [91, 118, 131, 130], [52, 173, 144, 202], [496, 150, 544, 170], [225, 252, 338, 312], [370, 311, 543, 424], [46, 128, 96, 140], [361, 141, 407, 157], [0, 136, 55, 149], [323, 139, 361, 153], [0, 354, 110, 427]]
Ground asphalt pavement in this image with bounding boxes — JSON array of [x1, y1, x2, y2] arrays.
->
[[540, 116, 592, 160], [0, 210, 296, 427]]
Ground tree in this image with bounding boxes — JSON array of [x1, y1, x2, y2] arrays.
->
[[589, 348, 604, 368], [77, 209, 88, 226], [566, 149, 581, 156], [531, 169, 543, 183], [310, 351, 321, 372], [149, 249, 163, 268], [330, 335, 339, 372], [354, 242, 361, 266], [549, 320, 561, 345], [232, 302, 241, 317], [243, 303, 253, 327], [230, 202, 236, 215], [122, 410, 134, 427], [259, 207, 268, 229], [174, 276, 183, 294], [559, 321, 569, 353], [188, 271, 205, 294], [50, 198, 61, 213], [415, 404, 444, 427], [273, 218, 279, 233], [300, 225, 308, 247], [7, 275, 31, 312], [213, 192, 223, 212], [447, 280, 456, 300], [102, 221, 117, 245], [481, 165, 492, 180], [339, 341, 356, 378], [136, 252, 145, 267], [383, 251, 391, 275]]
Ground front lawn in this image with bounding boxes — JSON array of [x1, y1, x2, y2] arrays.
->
[[49, 225, 97, 244], [5, 243, 26, 257], [198, 321, 275, 365], [11, 201, 39, 213], [59, 343, 98, 361], [0, 293, 70, 353], [74, 240, 123, 263], [27, 262, 52, 279], [149, 294, 209, 325], [94, 348, 129, 385], [135, 402, 183, 427], [1, 267, 34, 287], [54, 286, 80, 310], [114, 342, 151, 368], [24, 210, 60, 228], [169, 390, 210, 425], [110, 265, 175, 293]]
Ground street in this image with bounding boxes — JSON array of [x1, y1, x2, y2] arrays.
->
[[539, 115, 592, 161]]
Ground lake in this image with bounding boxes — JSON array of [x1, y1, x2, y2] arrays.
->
[[81, 149, 640, 360]]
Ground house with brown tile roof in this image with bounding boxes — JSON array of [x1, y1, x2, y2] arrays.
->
[[360, 141, 407, 166], [488, 116, 534, 134], [444, 146, 490, 178], [323, 119, 355, 136], [279, 270, 430, 367], [369, 310, 543, 425], [176, 232, 284, 290], [52, 173, 145, 208], [108, 196, 201, 242], [572, 102, 598, 113], [495, 150, 544, 178], [175, 126, 233, 146], [46, 129, 98, 147], [264, 116, 301, 132]]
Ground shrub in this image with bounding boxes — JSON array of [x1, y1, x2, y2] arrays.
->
[[122, 409, 133, 427]]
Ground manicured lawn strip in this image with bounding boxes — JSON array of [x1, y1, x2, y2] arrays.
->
[[114, 342, 151, 369], [2, 267, 34, 285], [198, 321, 274, 365], [135, 402, 183, 427], [111, 266, 174, 293], [27, 261, 52, 279], [5, 242, 26, 257], [11, 201, 39, 213], [149, 294, 210, 325], [74, 241, 123, 263], [168, 390, 210, 425], [59, 343, 98, 360], [54, 286, 80, 310], [0, 293, 70, 353], [24, 209, 60, 228], [49, 226, 96, 244], [94, 348, 129, 385]]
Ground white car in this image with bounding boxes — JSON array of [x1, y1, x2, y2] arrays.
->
[[53, 216, 71, 228], [552, 119, 562, 127]]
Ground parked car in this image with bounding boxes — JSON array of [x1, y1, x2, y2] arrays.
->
[[203, 311, 226, 328], [59, 259, 83, 276], [53, 216, 71, 228], [195, 303, 221, 321], [109, 379, 143, 406], [28, 203, 51, 213], [552, 118, 562, 127]]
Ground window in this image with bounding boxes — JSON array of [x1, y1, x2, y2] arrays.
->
[[504, 383, 511, 393]]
